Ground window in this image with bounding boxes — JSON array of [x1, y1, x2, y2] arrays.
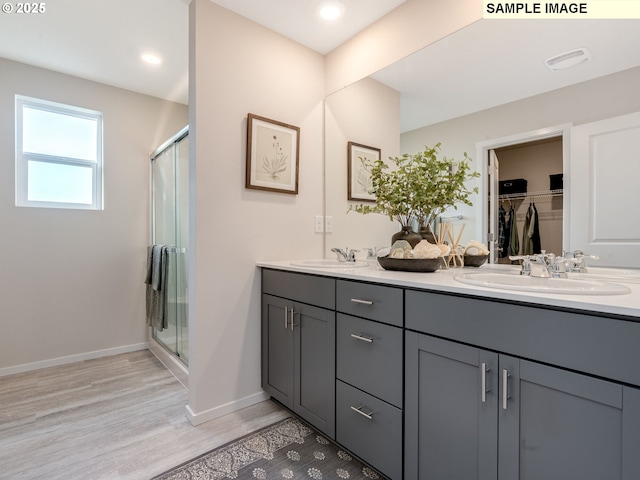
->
[[15, 95, 103, 209]]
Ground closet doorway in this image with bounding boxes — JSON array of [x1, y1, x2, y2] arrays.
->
[[481, 125, 570, 263]]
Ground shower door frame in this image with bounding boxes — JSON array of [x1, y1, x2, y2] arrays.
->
[[150, 125, 189, 366]]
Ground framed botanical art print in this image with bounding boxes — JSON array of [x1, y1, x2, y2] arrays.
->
[[246, 113, 300, 194], [348, 141, 379, 202]]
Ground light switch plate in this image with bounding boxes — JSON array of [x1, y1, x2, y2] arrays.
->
[[315, 215, 324, 233], [325, 216, 333, 233]]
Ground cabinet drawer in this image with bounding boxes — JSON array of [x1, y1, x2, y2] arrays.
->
[[262, 269, 335, 309], [336, 280, 403, 326], [336, 314, 403, 408], [336, 380, 402, 480], [405, 289, 640, 388]]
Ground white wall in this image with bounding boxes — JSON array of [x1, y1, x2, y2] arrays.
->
[[187, 0, 325, 423], [0, 58, 188, 373], [401, 66, 640, 245]]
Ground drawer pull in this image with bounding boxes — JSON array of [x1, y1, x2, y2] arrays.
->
[[350, 298, 374, 306], [350, 333, 374, 343], [350, 405, 374, 420]]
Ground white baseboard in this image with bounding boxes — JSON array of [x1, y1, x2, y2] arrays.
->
[[185, 390, 270, 426], [0, 343, 149, 377]]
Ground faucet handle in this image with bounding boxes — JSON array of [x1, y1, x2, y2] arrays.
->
[[363, 247, 380, 259], [509, 255, 532, 276], [563, 249, 599, 260], [561, 249, 599, 272], [347, 248, 360, 261]]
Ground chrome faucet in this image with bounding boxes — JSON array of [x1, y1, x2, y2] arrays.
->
[[510, 253, 552, 276], [510, 255, 533, 276], [331, 247, 359, 262], [511, 251, 583, 278], [534, 251, 556, 277], [562, 249, 600, 273]]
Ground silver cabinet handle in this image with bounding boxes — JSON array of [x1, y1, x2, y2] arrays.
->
[[350, 298, 374, 305], [481, 363, 490, 403], [350, 405, 374, 420], [284, 306, 289, 329], [350, 333, 374, 343], [502, 369, 511, 410], [290, 308, 295, 331]]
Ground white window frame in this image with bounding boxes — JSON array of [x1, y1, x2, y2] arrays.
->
[[15, 95, 104, 210]]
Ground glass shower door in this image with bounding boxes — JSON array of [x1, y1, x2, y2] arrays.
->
[[151, 127, 189, 364]]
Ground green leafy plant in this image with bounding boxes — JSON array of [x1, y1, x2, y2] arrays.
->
[[350, 143, 480, 229]]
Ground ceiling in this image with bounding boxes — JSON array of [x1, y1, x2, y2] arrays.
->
[[370, 18, 640, 131], [1, 1, 639, 131], [0, 0, 403, 106], [209, 0, 406, 54], [0, 0, 190, 104]]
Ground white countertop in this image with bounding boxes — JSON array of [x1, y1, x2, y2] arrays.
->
[[257, 260, 640, 319]]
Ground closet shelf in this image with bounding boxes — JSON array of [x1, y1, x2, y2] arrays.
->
[[498, 189, 563, 200]]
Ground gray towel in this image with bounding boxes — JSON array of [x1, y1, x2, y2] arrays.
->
[[145, 245, 169, 330]]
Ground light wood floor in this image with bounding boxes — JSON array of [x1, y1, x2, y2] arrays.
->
[[0, 350, 289, 479]]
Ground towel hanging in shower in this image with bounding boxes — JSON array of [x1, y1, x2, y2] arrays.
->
[[145, 245, 169, 330]]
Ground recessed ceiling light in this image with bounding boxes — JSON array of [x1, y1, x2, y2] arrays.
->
[[544, 48, 591, 71], [316, 0, 345, 21], [141, 52, 162, 65]]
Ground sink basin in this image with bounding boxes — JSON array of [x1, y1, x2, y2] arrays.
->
[[454, 272, 631, 295], [290, 259, 369, 268]]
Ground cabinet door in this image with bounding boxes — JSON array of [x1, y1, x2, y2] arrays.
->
[[261, 294, 294, 408], [294, 302, 336, 438], [405, 332, 498, 480], [499, 356, 640, 480]]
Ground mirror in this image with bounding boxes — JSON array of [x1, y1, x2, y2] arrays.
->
[[324, 18, 640, 260]]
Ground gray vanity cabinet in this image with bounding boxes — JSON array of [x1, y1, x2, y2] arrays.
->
[[499, 355, 640, 480], [405, 290, 640, 480], [335, 280, 404, 480], [261, 270, 336, 438], [405, 332, 498, 480], [262, 294, 294, 408], [261, 267, 640, 479]]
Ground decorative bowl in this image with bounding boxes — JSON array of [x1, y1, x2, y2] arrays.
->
[[463, 254, 489, 267], [377, 255, 443, 272]]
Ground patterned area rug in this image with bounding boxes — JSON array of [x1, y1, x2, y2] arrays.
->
[[152, 417, 386, 480]]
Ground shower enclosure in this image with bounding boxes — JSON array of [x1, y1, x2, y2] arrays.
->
[[150, 126, 189, 365]]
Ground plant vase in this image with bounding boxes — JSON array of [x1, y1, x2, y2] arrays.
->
[[391, 225, 422, 247]]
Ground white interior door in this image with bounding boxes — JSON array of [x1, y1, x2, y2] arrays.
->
[[488, 149, 500, 263], [569, 111, 640, 268]]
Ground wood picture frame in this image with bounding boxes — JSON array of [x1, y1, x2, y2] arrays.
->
[[347, 141, 379, 202], [246, 113, 300, 194]]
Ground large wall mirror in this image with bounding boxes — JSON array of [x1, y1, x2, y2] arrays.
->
[[324, 18, 640, 263]]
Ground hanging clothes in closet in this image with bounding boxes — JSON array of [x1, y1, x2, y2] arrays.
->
[[507, 205, 519, 257], [498, 205, 508, 257], [522, 202, 541, 255]]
